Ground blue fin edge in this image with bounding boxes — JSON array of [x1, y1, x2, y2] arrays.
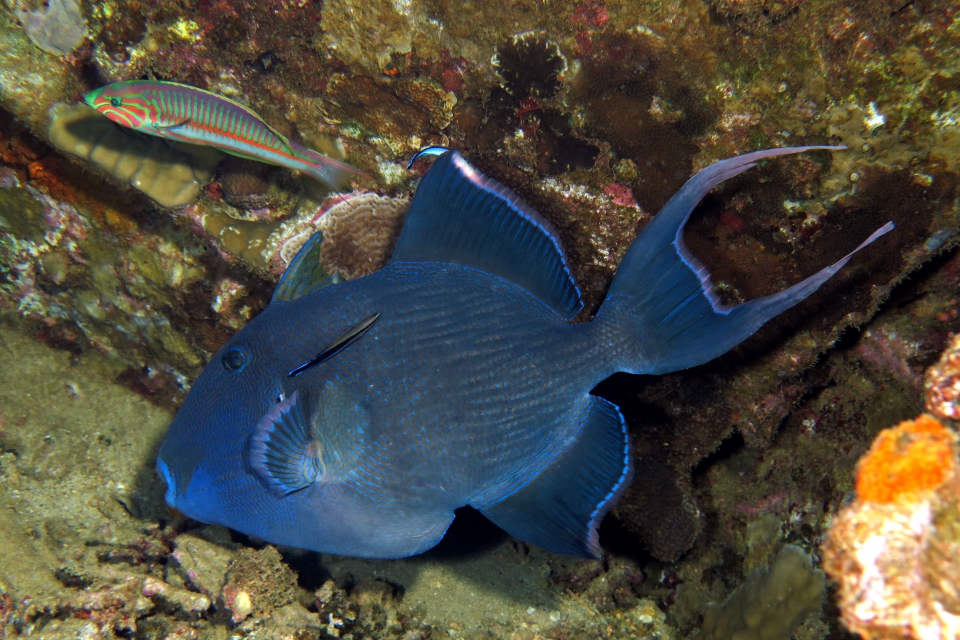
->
[[479, 395, 632, 559], [604, 146, 894, 374], [391, 151, 584, 319]]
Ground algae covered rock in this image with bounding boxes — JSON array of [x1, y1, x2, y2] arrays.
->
[[697, 544, 825, 640]]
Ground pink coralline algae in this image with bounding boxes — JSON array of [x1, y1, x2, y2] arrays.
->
[[925, 333, 960, 421]]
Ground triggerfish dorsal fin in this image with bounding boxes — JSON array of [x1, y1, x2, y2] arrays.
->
[[391, 151, 583, 320], [479, 394, 631, 559], [604, 146, 894, 374], [272, 233, 341, 303]]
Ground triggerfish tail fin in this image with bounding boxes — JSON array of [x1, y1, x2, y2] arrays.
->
[[601, 146, 894, 375], [294, 143, 370, 191], [480, 395, 632, 559]]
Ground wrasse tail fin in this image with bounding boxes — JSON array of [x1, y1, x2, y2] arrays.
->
[[602, 146, 894, 375], [480, 395, 631, 559], [295, 142, 369, 191]]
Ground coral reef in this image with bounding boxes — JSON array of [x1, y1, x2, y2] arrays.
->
[[0, 0, 960, 636], [48, 104, 222, 208], [16, 0, 87, 56], [925, 333, 960, 421], [822, 415, 960, 639]]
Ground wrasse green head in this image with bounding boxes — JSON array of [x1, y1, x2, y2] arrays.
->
[[84, 81, 154, 129]]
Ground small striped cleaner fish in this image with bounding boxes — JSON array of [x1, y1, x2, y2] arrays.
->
[[84, 80, 366, 191]]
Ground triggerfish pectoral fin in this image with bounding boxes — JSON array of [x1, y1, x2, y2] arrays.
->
[[603, 146, 894, 375], [480, 395, 632, 559], [249, 390, 322, 497]]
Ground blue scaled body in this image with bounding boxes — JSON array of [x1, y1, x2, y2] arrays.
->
[[157, 148, 892, 559]]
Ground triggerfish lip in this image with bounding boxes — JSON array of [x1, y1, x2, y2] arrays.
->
[[156, 457, 177, 507]]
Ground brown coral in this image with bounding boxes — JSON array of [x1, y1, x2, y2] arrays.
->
[[317, 193, 411, 280], [220, 157, 273, 210]]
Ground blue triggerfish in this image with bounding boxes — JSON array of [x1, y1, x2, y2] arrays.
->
[[157, 147, 892, 558]]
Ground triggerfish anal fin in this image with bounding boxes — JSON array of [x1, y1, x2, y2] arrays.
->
[[479, 394, 631, 559], [271, 233, 341, 303], [391, 151, 583, 320], [604, 146, 895, 375]]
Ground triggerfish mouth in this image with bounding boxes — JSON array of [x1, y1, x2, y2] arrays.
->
[[156, 146, 892, 559], [84, 80, 366, 190]]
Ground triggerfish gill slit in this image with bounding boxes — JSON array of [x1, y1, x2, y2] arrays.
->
[[84, 80, 367, 191], [156, 146, 892, 559]]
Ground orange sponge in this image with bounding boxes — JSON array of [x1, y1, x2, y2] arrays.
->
[[855, 415, 958, 504]]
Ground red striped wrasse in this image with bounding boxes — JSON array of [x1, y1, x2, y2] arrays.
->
[[84, 80, 366, 191]]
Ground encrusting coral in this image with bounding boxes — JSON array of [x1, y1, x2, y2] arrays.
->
[[822, 414, 960, 639], [47, 104, 222, 208], [925, 333, 960, 422]]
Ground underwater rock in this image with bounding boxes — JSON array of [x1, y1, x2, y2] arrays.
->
[[219, 546, 300, 623], [925, 333, 960, 422], [613, 459, 702, 562], [17, 0, 87, 56], [219, 157, 274, 210], [48, 104, 222, 208], [697, 544, 825, 640], [822, 414, 960, 639], [166, 526, 238, 597]]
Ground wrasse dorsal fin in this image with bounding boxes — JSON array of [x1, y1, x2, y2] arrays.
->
[[288, 312, 380, 377], [151, 80, 296, 153], [391, 151, 583, 320]]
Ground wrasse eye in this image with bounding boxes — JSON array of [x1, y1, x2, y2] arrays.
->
[[110, 97, 121, 108]]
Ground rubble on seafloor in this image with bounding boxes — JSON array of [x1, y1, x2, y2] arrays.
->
[[0, 0, 960, 637]]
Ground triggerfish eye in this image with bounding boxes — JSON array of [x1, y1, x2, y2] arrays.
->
[[110, 97, 121, 107], [221, 347, 248, 372]]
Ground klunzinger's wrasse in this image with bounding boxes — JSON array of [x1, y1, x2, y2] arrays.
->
[[84, 80, 366, 190]]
